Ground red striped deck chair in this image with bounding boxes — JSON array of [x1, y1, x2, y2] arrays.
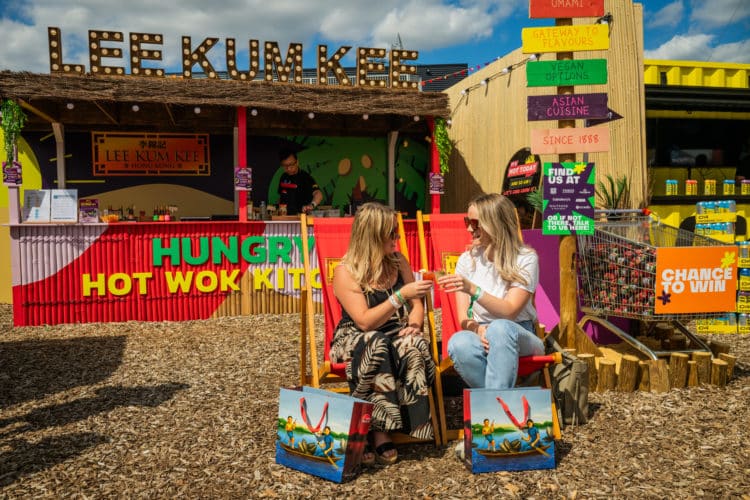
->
[[299, 213, 442, 446], [416, 211, 562, 443]]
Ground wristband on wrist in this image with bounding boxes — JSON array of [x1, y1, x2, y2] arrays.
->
[[388, 294, 401, 309], [395, 289, 406, 304], [467, 286, 483, 319]]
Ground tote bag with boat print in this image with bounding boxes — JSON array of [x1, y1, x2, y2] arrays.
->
[[276, 386, 373, 483], [463, 387, 556, 473]]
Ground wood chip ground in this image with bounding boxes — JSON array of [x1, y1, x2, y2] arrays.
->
[[1, 305, 748, 498]]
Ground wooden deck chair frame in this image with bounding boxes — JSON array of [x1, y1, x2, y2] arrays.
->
[[416, 211, 562, 445], [299, 213, 442, 446]]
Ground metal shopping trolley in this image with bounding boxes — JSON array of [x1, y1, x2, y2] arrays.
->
[[576, 209, 728, 360]]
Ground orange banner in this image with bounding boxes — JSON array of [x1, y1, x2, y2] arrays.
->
[[654, 246, 737, 314], [92, 132, 210, 176]]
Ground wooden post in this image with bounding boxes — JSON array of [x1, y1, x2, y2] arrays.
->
[[647, 359, 670, 393], [708, 340, 730, 357], [692, 351, 712, 384], [654, 322, 672, 340], [718, 353, 736, 380], [563, 348, 577, 358], [668, 352, 689, 389], [686, 360, 699, 387], [669, 333, 687, 350], [710, 359, 728, 387], [578, 353, 598, 393], [556, 15, 579, 350], [637, 361, 650, 392], [616, 355, 640, 392], [597, 359, 616, 392]]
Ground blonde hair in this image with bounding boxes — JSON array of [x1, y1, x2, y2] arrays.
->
[[469, 193, 533, 286], [342, 202, 401, 292]]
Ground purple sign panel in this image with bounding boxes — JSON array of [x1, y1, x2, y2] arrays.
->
[[2, 161, 22, 186], [527, 93, 608, 121]]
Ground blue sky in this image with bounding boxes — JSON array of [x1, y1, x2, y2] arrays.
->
[[0, 0, 748, 77]]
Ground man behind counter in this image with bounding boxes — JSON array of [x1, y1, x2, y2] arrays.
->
[[277, 149, 324, 215]]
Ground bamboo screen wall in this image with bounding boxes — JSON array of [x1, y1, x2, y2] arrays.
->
[[442, 0, 647, 213]]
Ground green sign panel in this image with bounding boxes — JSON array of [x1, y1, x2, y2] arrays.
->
[[526, 59, 608, 87]]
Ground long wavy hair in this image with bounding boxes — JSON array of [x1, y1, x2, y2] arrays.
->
[[469, 193, 533, 286], [341, 202, 401, 292]]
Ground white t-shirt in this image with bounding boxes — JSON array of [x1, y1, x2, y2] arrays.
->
[[454, 247, 538, 324]]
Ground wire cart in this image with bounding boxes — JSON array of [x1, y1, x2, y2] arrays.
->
[[576, 209, 728, 360]]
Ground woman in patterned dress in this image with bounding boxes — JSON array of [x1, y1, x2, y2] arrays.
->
[[330, 202, 435, 465]]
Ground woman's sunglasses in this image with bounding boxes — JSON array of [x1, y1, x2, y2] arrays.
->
[[390, 229, 401, 240], [464, 217, 480, 231]]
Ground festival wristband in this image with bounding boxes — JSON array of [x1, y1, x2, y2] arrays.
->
[[395, 289, 406, 304], [468, 286, 483, 319], [389, 294, 401, 309]]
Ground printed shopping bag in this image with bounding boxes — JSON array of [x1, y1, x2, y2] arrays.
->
[[463, 387, 556, 473], [276, 386, 373, 483]]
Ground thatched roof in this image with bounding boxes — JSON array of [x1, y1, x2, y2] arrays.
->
[[0, 71, 449, 135]]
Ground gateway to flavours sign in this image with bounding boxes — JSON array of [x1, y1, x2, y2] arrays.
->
[[47, 27, 421, 89]]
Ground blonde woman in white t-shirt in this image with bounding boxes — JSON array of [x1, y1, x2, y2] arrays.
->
[[437, 193, 545, 389]]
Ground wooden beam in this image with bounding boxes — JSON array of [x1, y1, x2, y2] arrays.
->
[[52, 122, 66, 189], [94, 101, 119, 125], [18, 98, 57, 123], [163, 103, 176, 126]]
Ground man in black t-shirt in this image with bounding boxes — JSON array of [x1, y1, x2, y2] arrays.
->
[[277, 149, 323, 215]]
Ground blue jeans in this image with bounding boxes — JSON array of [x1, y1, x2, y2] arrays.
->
[[447, 319, 545, 389]]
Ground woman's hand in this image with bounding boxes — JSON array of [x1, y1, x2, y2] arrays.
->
[[400, 279, 433, 300], [437, 274, 472, 295], [398, 324, 424, 337], [477, 325, 489, 352]]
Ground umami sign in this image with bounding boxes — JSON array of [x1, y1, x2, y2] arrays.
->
[[529, 0, 605, 19]]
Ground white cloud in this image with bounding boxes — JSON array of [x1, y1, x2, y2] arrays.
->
[[643, 33, 750, 64], [690, 0, 750, 28], [709, 39, 750, 64], [0, 0, 520, 73], [646, 1, 684, 29]]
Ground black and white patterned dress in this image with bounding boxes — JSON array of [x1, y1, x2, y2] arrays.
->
[[330, 274, 435, 440]]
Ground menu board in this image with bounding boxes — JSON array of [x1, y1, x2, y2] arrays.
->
[[22, 189, 79, 223], [50, 189, 79, 223], [22, 190, 52, 223]]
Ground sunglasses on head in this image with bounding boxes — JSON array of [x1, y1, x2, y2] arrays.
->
[[464, 217, 480, 230]]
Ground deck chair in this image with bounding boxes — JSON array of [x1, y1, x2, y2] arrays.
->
[[299, 213, 442, 446], [416, 211, 562, 444]]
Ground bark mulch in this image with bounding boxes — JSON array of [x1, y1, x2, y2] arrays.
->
[[1, 304, 749, 499]]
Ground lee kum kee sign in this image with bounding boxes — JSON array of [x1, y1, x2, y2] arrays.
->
[[92, 132, 210, 176]]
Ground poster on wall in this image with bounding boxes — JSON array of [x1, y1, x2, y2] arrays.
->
[[542, 162, 595, 235], [502, 148, 542, 228], [2, 160, 22, 186], [429, 172, 444, 195], [234, 166, 252, 191]]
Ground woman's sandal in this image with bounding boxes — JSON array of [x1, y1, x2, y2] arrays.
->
[[361, 444, 376, 467], [374, 441, 398, 465]]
